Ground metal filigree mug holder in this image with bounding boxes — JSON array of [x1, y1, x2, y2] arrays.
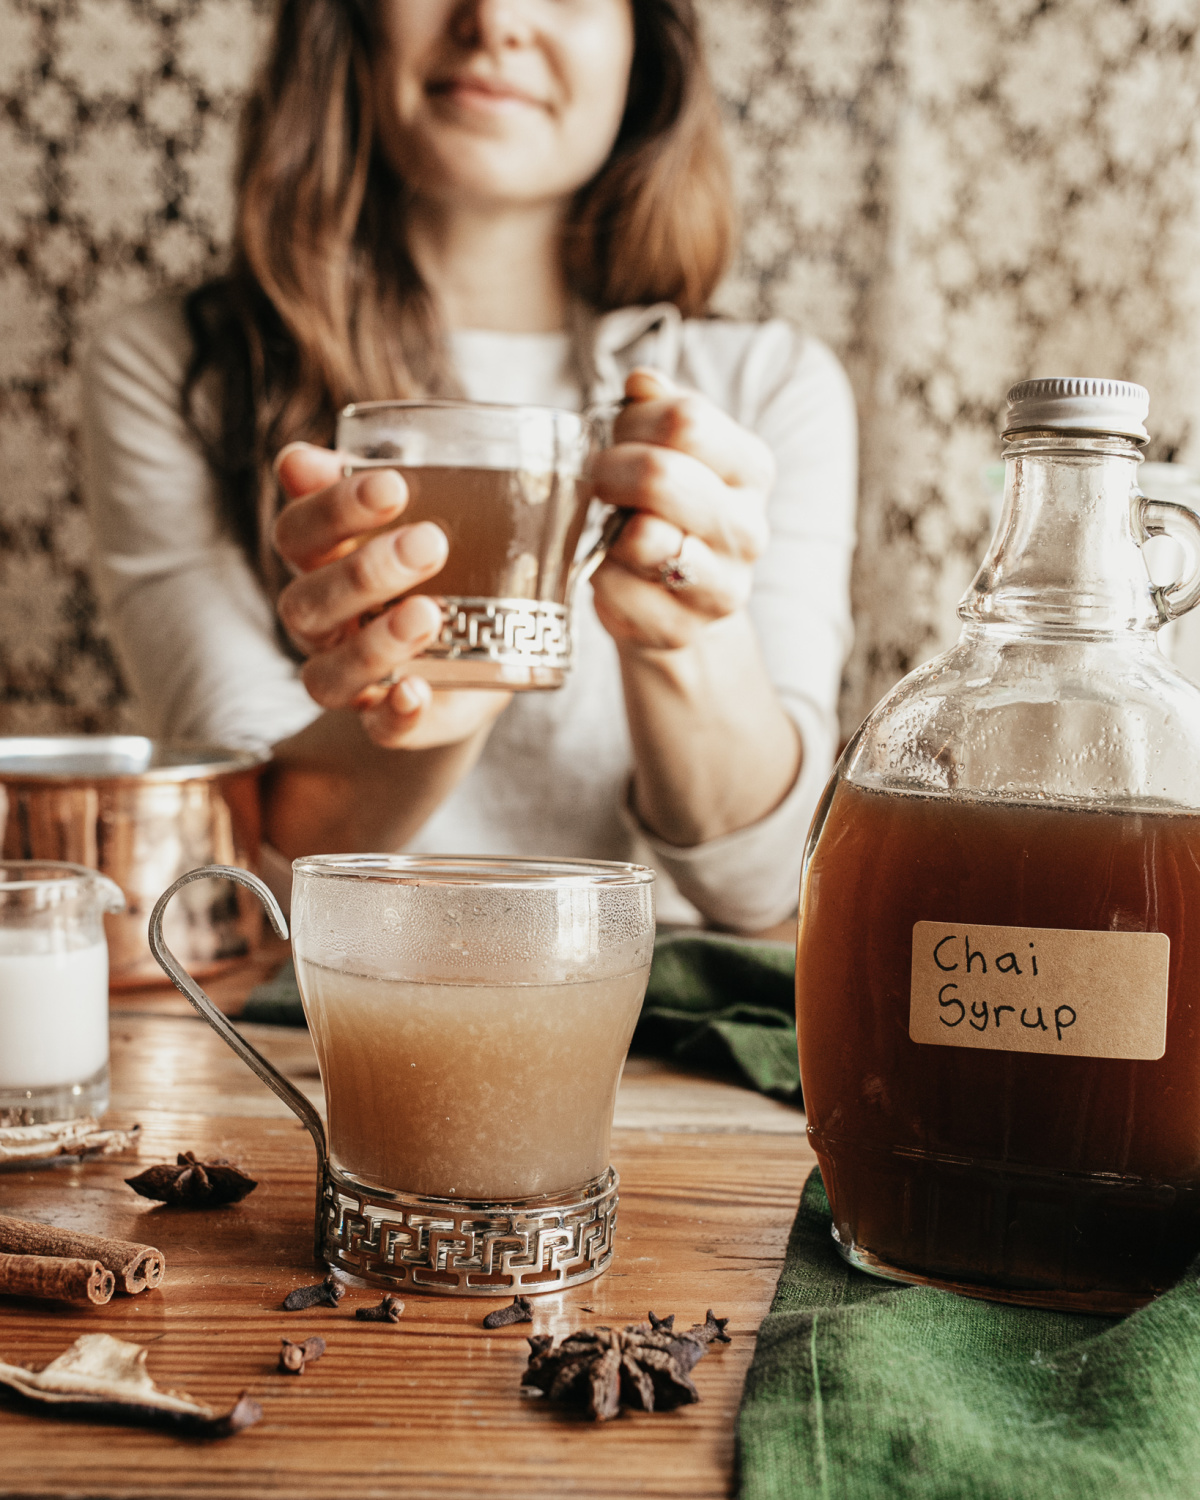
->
[[405, 516, 621, 690], [321, 1161, 617, 1295], [149, 865, 619, 1295]]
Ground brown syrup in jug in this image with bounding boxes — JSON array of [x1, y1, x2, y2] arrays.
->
[[796, 778, 1200, 1312]]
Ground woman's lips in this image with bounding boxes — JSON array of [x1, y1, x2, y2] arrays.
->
[[427, 75, 547, 111]]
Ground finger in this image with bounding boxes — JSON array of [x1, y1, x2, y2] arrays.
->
[[623, 367, 677, 404], [346, 668, 435, 717], [274, 443, 346, 501], [605, 512, 750, 619], [356, 676, 433, 747], [274, 468, 411, 572], [278, 522, 448, 651], [590, 442, 768, 560], [591, 563, 709, 652], [300, 594, 444, 709], [361, 684, 511, 751], [605, 511, 685, 569], [615, 371, 776, 492]]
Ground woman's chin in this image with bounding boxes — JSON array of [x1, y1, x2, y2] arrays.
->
[[402, 137, 576, 210]]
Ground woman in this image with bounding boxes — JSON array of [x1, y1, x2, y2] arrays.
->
[[82, 0, 856, 931]]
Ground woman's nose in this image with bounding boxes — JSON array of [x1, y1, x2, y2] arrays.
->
[[450, 0, 537, 52]]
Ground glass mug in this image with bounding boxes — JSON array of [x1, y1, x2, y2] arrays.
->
[[0, 861, 125, 1125], [337, 400, 612, 690], [150, 856, 655, 1295]]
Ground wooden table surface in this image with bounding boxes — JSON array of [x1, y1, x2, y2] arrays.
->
[[0, 954, 814, 1500]]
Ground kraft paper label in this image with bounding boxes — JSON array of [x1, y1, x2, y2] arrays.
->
[[909, 921, 1169, 1060]]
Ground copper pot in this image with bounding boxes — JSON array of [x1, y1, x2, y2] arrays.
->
[[0, 737, 267, 989]]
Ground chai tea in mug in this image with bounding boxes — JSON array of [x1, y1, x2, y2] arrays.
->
[[289, 855, 655, 1203], [295, 963, 647, 1200]]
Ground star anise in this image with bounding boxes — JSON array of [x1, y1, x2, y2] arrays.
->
[[522, 1310, 730, 1421], [125, 1153, 257, 1206]]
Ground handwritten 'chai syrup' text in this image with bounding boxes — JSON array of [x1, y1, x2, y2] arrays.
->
[[909, 921, 1169, 1061]]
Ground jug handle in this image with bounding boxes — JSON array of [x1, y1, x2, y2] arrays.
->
[[1139, 494, 1200, 621], [148, 865, 328, 1169]]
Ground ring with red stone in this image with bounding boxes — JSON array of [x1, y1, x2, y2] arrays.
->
[[658, 534, 700, 592]]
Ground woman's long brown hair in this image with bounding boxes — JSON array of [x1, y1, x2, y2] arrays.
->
[[183, 0, 735, 594]]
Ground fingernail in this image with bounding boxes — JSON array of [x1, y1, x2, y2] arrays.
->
[[628, 366, 673, 394], [395, 522, 448, 569], [395, 678, 428, 714], [390, 594, 441, 642], [272, 441, 311, 480], [359, 470, 405, 512]]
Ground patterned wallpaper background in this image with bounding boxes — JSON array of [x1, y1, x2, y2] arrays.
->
[[2, 0, 1199, 737]]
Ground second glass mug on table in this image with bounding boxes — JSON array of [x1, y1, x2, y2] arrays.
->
[[336, 399, 611, 690], [151, 855, 654, 1294]]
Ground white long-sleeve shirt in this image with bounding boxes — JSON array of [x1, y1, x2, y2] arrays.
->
[[82, 297, 857, 928]]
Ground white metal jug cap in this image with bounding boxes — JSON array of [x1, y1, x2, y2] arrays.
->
[[1004, 378, 1149, 442]]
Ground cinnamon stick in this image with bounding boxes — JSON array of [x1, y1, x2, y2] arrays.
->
[[0, 1217, 164, 1294], [0, 1253, 115, 1305]]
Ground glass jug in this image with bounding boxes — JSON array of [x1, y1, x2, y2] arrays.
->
[[796, 378, 1200, 1313]]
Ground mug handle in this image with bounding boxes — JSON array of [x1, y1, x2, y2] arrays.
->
[[149, 865, 330, 1255], [568, 505, 630, 592], [1139, 493, 1200, 621], [566, 400, 634, 594]]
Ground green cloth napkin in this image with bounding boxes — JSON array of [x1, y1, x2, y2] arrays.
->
[[634, 931, 798, 1100], [738, 1170, 1200, 1500], [242, 957, 306, 1026], [243, 930, 800, 1101]]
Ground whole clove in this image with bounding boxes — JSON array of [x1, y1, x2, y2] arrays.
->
[[278, 1336, 325, 1374], [126, 1152, 257, 1207], [647, 1311, 674, 1332], [522, 1310, 731, 1422], [482, 1295, 533, 1329], [282, 1273, 345, 1311], [0, 1253, 115, 1306], [0, 1216, 164, 1294], [355, 1295, 404, 1323]]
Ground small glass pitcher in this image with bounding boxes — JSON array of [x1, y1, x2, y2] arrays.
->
[[0, 861, 125, 1125]]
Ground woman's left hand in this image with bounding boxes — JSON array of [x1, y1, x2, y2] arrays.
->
[[589, 368, 776, 651]]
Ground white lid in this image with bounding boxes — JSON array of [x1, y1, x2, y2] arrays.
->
[[1004, 378, 1149, 441]]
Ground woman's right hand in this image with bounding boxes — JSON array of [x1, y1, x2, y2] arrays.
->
[[273, 443, 511, 749]]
